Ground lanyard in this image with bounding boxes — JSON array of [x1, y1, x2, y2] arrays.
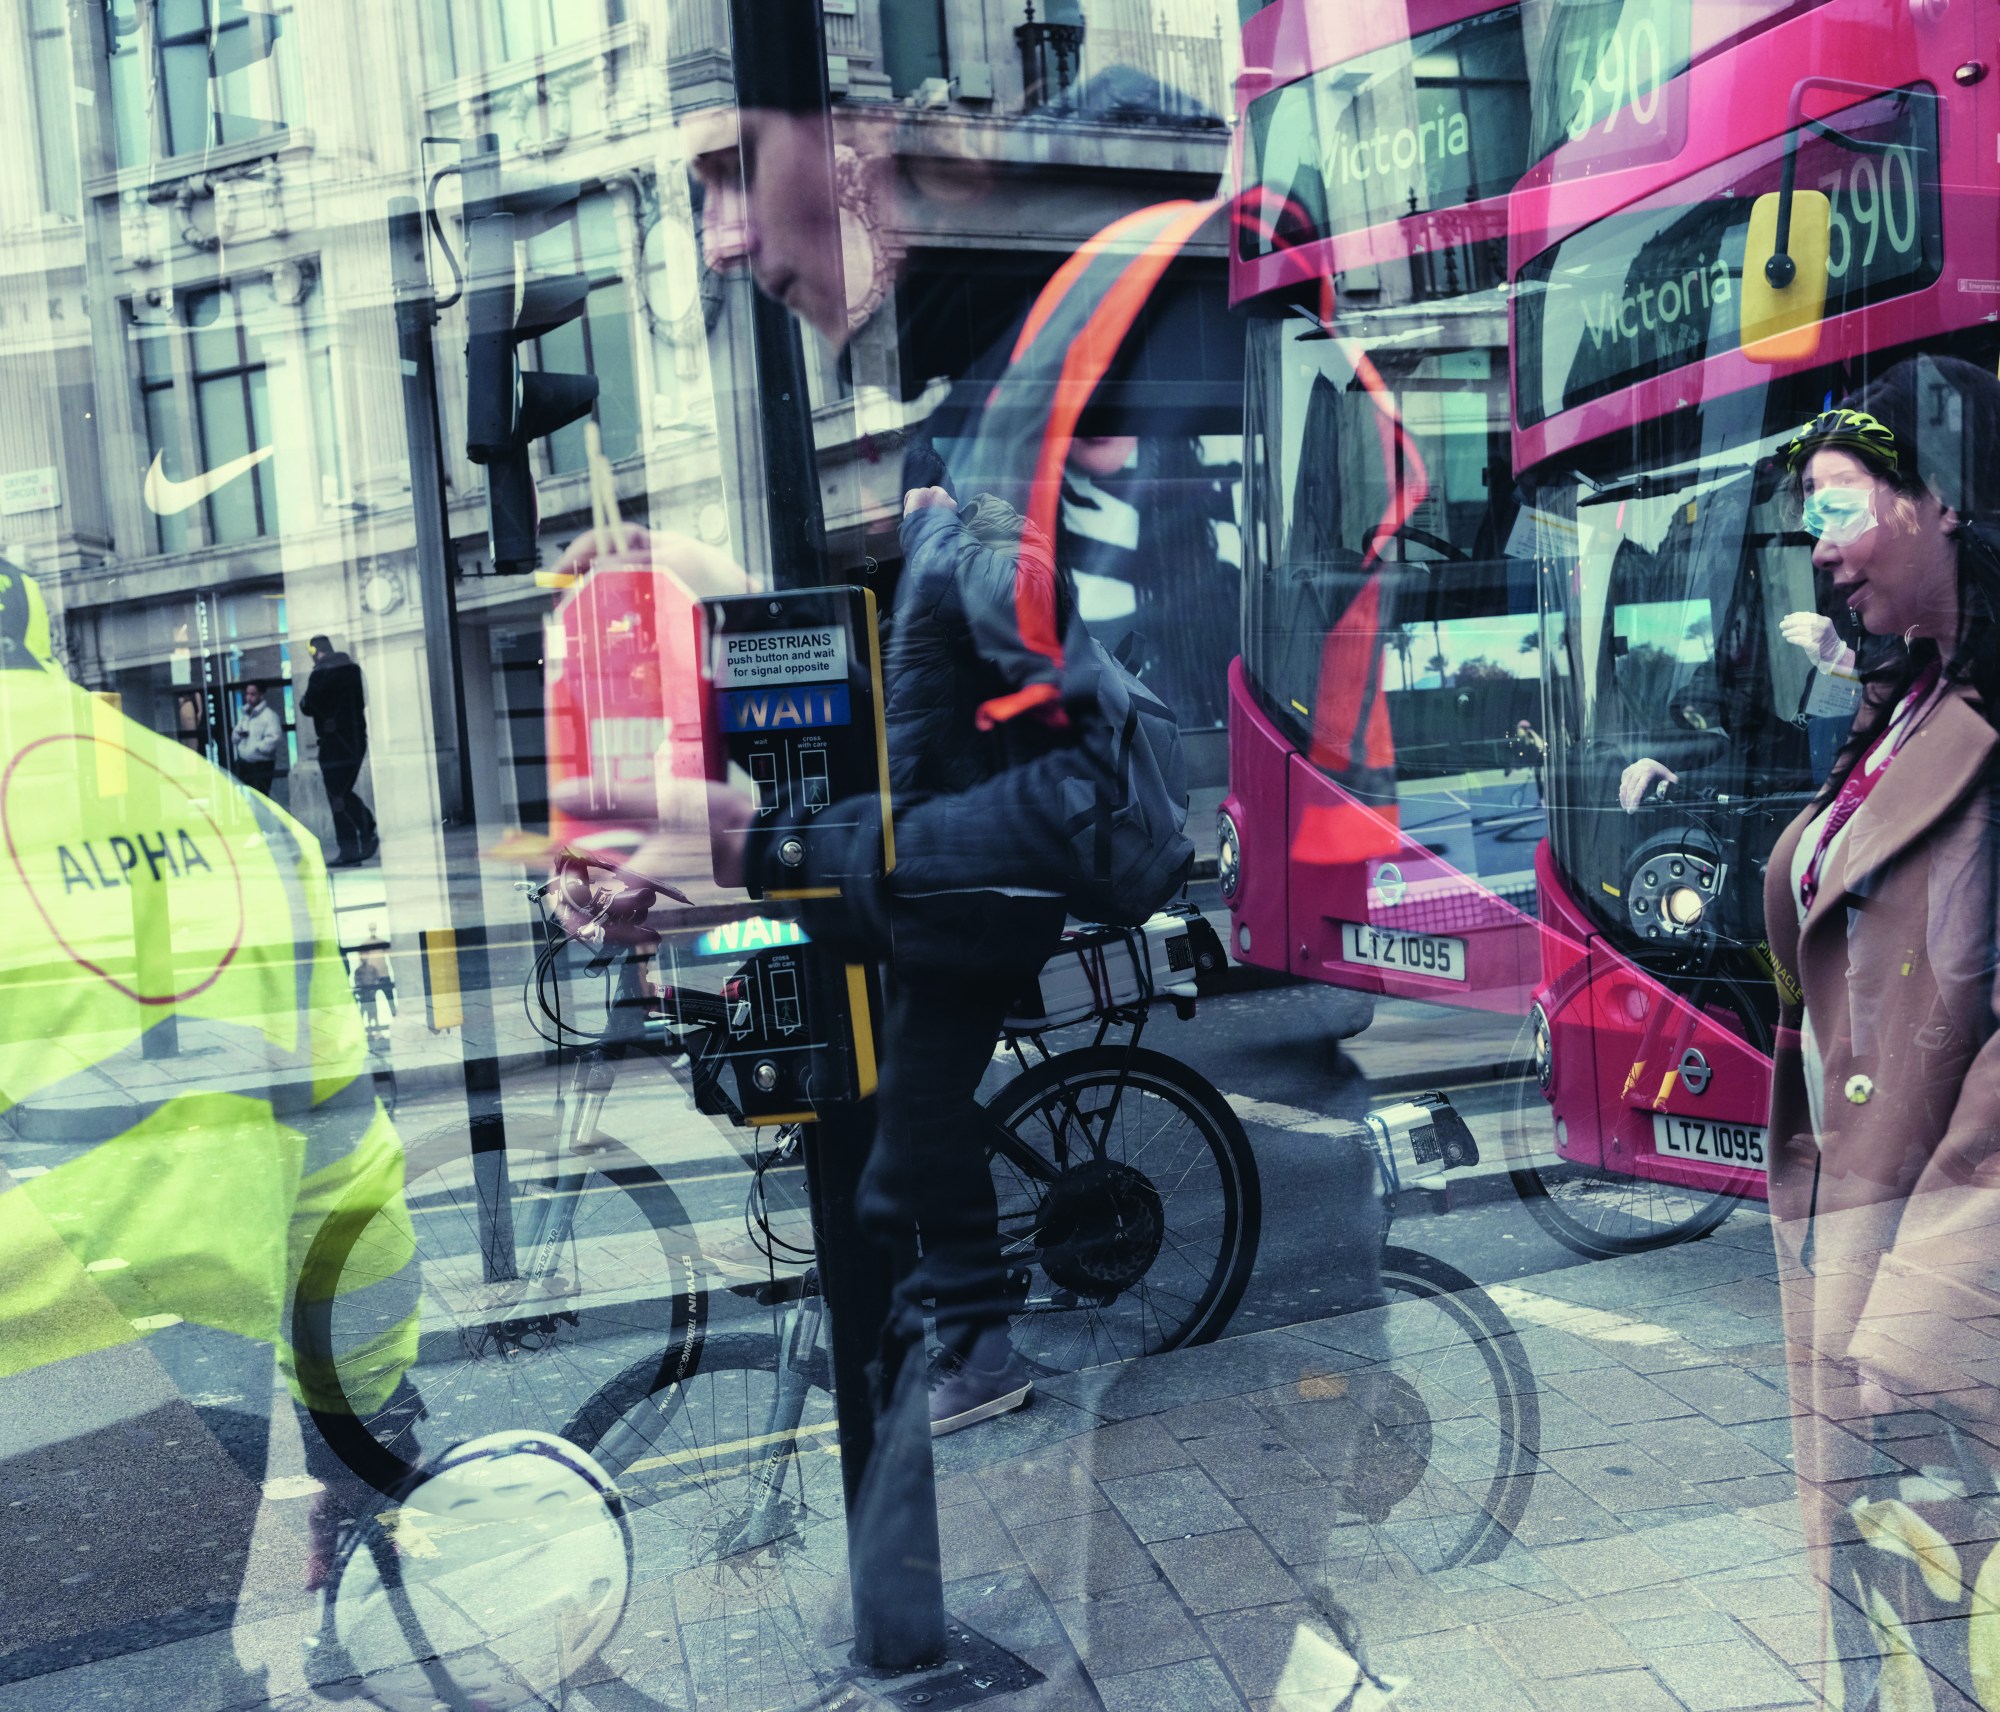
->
[[1797, 661, 1943, 911]]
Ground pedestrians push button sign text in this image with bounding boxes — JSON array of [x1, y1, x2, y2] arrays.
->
[[712, 626, 849, 689], [698, 586, 891, 895]]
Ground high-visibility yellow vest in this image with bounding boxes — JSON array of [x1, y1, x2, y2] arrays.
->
[[0, 629, 414, 1416]]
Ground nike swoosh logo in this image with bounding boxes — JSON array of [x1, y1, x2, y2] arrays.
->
[[143, 446, 275, 517]]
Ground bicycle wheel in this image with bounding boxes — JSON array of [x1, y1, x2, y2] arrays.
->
[[1505, 976, 1766, 1259], [981, 1044, 1260, 1376], [562, 1332, 848, 1712], [1262, 1247, 1538, 1576], [300, 1117, 707, 1498]]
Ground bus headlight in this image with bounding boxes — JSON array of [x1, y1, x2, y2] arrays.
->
[[1529, 1001, 1554, 1097], [1217, 810, 1242, 903]]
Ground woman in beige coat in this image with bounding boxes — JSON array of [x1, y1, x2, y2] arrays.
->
[[1765, 356, 2000, 1710]]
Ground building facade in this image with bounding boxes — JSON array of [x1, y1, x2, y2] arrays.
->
[[1, 0, 1236, 937]]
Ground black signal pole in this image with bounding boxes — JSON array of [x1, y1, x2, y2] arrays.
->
[[387, 197, 472, 826], [728, 0, 949, 1675]]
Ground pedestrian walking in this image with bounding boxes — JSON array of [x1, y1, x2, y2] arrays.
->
[[300, 634, 378, 866], [1763, 357, 2000, 1706], [231, 679, 283, 796]]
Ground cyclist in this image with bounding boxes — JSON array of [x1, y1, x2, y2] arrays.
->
[[0, 563, 415, 1680]]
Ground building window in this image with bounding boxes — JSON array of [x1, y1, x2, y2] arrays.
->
[[29, 0, 82, 217], [137, 317, 190, 555], [422, 0, 626, 82], [137, 278, 286, 552], [135, 275, 345, 553], [105, 0, 300, 168], [186, 281, 277, 542], [525, 193, 640, 474]]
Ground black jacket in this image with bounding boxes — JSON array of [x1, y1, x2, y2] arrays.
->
[[773, 497, 1114, 957], [299, 652, 367, 765], [882, 495, 1112, 899]]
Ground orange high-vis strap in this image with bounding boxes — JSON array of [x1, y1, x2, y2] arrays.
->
[[1007, 203, 1186, 369], [1290, 799, 1402, 866], [976, 198, 1225, 731], [1304, 589, 1398, 779], [1301, 294, 1424, 781]]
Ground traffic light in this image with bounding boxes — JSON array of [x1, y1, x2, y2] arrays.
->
[[462, 142, 600, 574]]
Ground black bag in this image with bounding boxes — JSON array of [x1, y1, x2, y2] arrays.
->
[[1057, 632, 1194, 926]]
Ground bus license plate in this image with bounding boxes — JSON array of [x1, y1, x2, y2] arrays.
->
[[1652, 1114, 1767, 1171], [1338, 923, 1466, 982]]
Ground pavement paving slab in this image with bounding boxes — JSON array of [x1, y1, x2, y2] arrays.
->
[[3, 947, 1871, 1712]]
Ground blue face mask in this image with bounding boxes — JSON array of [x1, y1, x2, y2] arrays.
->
[[1799, 486, 1878, 547]]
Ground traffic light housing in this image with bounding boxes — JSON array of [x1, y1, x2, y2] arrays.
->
[[462, 143, 600, 573]]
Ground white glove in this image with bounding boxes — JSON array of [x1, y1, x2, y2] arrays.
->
[[1619, 758, 1678, 815], [1780, 611, 1855, 674]]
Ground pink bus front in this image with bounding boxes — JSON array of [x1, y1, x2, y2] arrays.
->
[[1506, 0, 1995, 1251]]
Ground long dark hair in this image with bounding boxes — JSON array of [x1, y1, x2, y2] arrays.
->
[[1797, 356, 2000, 804]]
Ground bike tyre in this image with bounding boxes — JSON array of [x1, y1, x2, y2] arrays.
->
[[298, 1121, 707, 1499], [1370, 1245, 1540, 1570], [561, 1333, 849, 1712], [980, 1043, 1261, 1370], [1507, 974, 1767, 1260]]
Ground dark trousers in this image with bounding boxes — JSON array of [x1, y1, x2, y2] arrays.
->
[[321, 757, 377, 858], [233, 758, 275, 796], [859, 893, 1067, 1358]]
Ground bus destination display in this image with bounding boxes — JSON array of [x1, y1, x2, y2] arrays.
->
[[1528, 0, 1692, 179], [1239, 4, 1530, 260], [1514, 86, 1940, 427]]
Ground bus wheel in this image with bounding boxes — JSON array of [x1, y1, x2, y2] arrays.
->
[[1501, 982, 1765, 1260]]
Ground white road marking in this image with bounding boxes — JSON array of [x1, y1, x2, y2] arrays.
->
[[1223, 1093, 1356, 1138], [1485, 1282, 1682, 1348]]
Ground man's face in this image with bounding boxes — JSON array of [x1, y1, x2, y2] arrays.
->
[[690, 107, 849, 343], [244, 684, 263, 710]]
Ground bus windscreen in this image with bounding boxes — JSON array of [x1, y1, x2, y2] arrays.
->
[[1526, 0, 1693, 175], [1239, 5, 1530, 260], [1514, 85, 1940, 428]]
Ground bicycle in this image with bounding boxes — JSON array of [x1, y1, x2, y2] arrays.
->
[[298, 872, 1258, 1497], [529, 911, 1535, 1589], [1505, 777, 1796, 1257], [341, 938, 399, 1116], [297, 866, 1538, 1706]]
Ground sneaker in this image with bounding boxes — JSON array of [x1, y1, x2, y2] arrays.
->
[[929, 1341, 1032, 1437]]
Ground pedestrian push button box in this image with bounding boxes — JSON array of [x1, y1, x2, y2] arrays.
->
[[662, 915, 870, 1125], [698, 587, 892, 897]]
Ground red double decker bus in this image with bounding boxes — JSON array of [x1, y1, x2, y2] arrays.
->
[[1223, 0, 1546, 1020], [1507, 0, 1994, 1253], [1221, 1, 1826, 1022]]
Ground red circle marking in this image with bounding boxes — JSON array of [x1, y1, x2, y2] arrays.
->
[[2, 733, 248, 1006]]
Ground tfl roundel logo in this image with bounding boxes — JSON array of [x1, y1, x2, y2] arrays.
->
[[1677, 1047, 1712, 1097]]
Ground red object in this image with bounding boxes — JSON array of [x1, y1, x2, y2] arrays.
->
[[544, 562, 707, 847]]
